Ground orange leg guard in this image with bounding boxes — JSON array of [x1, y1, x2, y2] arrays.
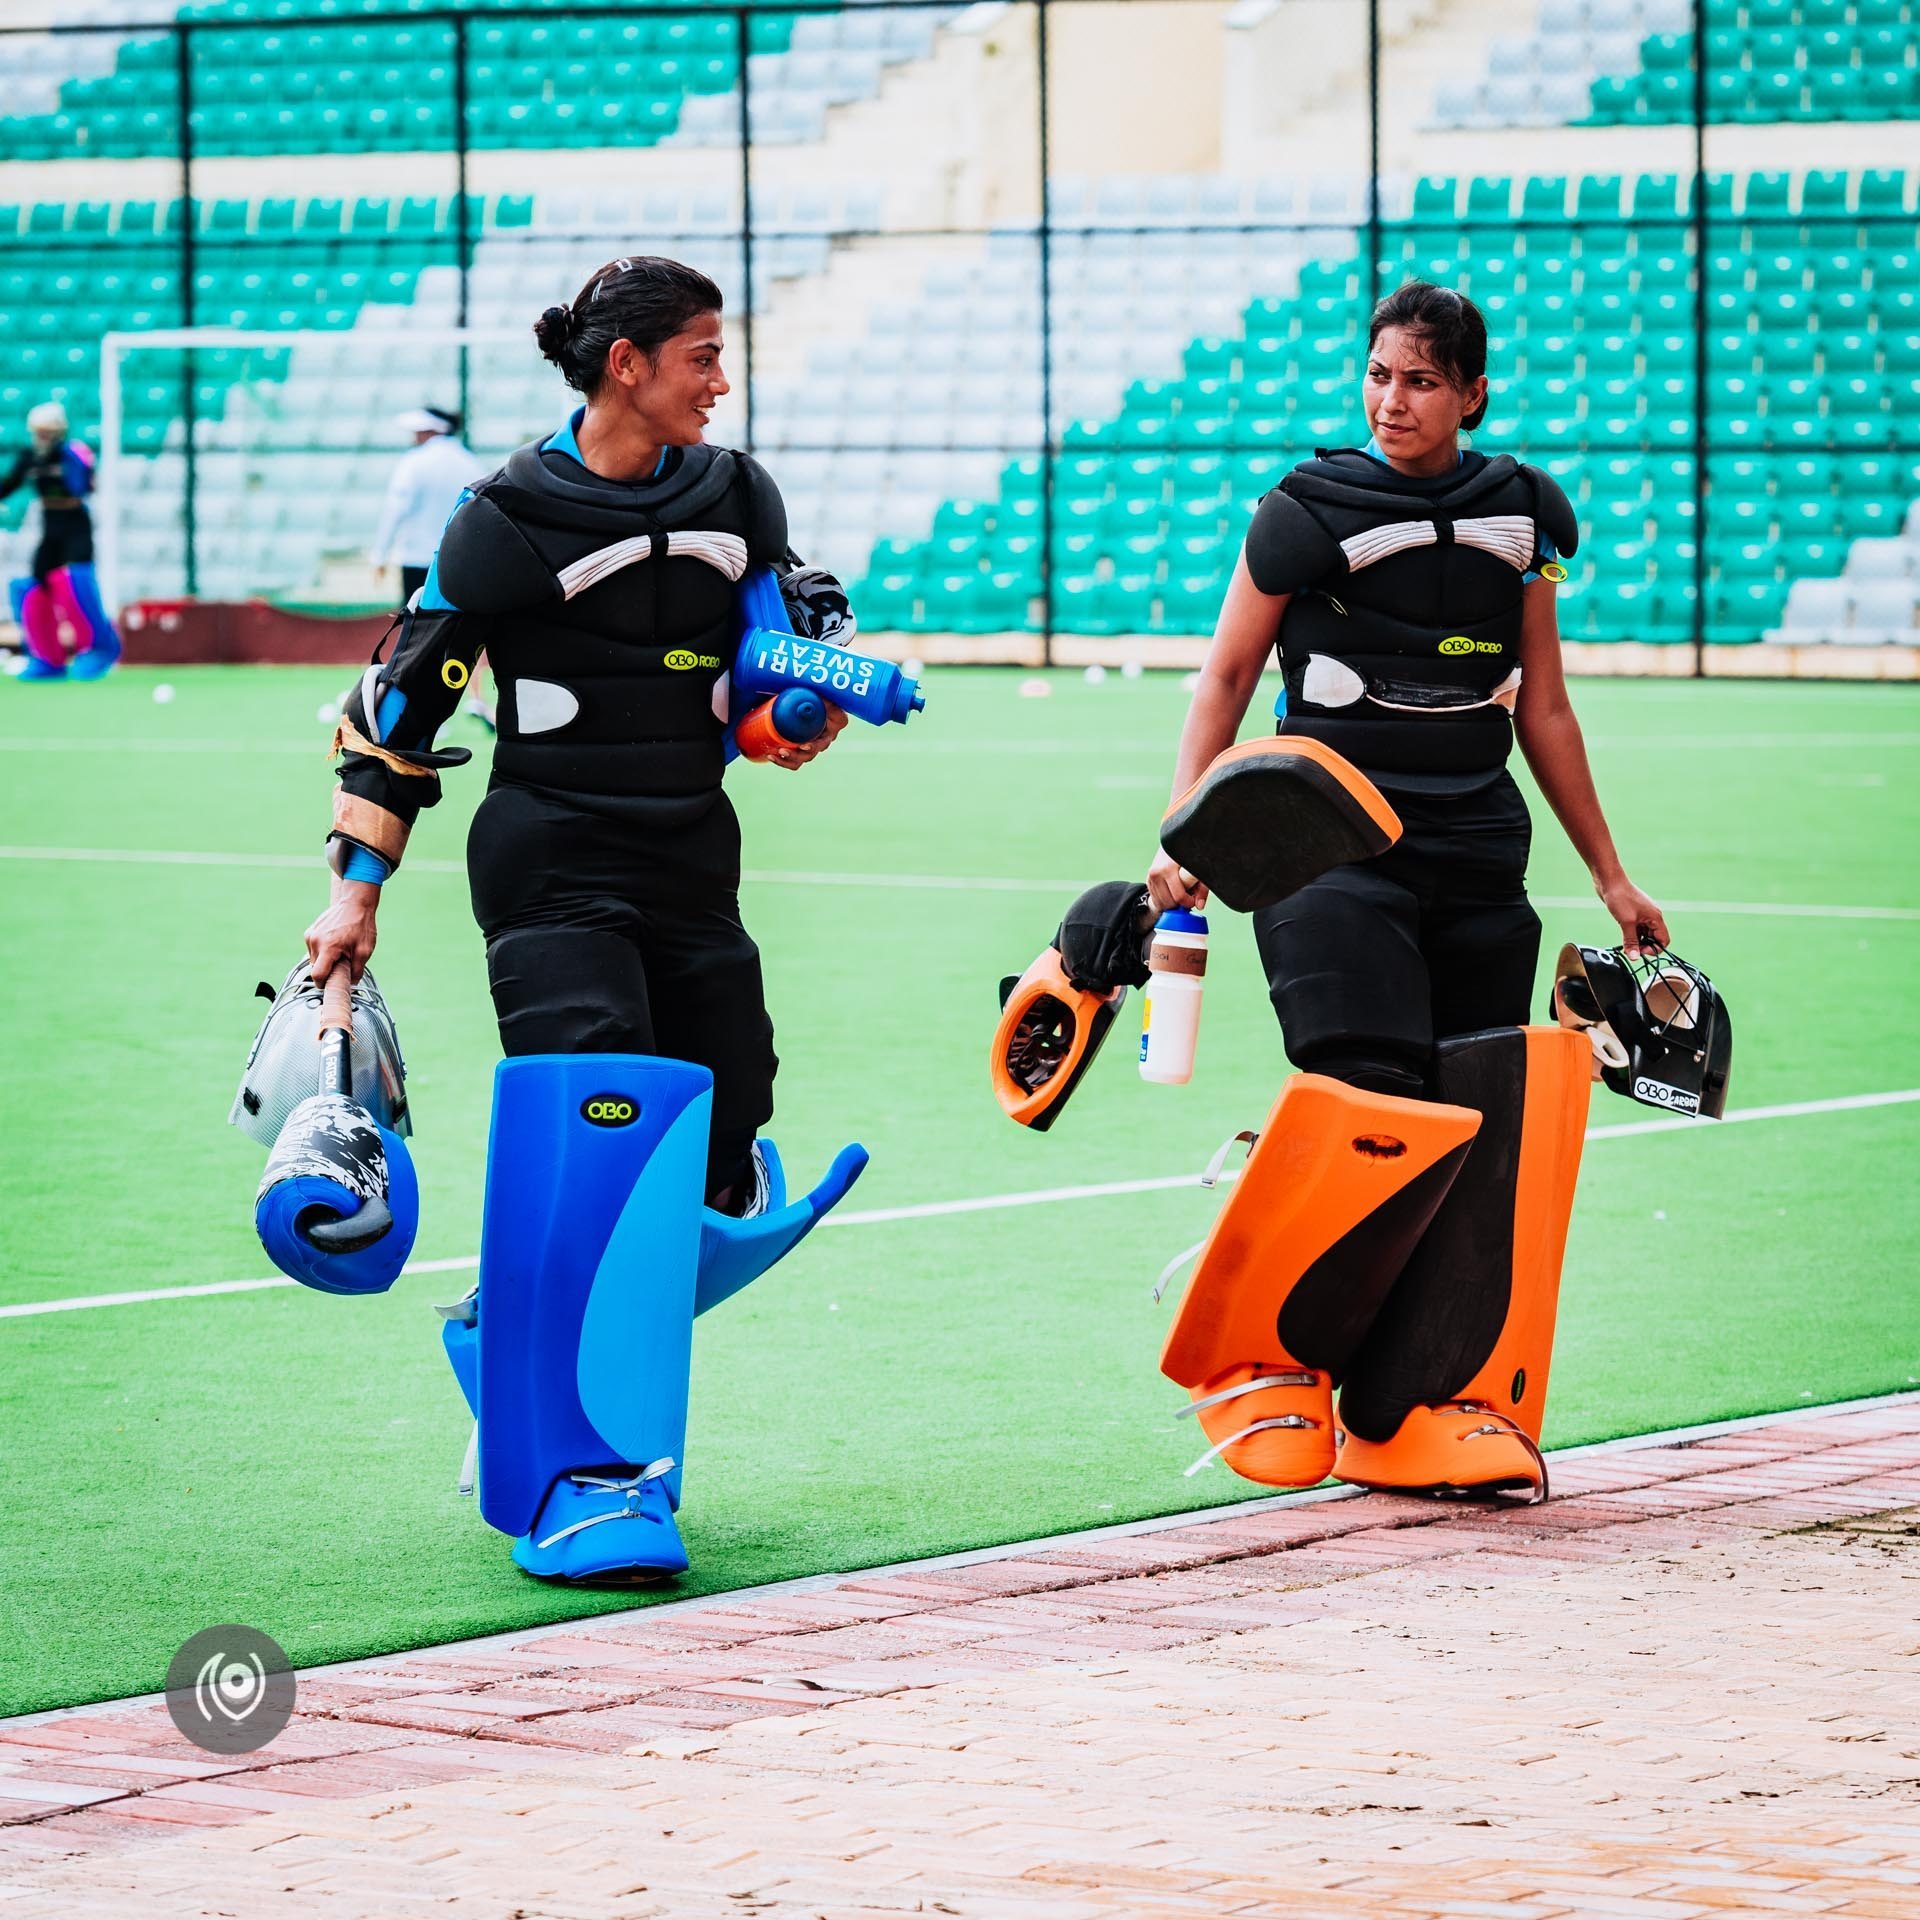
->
[[1334, 1026, 1590, 1501], [1159, 1076, 1481, 1487]]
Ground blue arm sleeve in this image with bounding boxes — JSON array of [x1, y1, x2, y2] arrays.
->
[[59, 445, 95, 500], [341, 845, 391, 885]]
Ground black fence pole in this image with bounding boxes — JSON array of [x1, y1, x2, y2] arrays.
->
[[176, 22, 198, 599], [736, 6, 755, 452], [454, 12, 471, 436], [1037, 0, 1054, 668], [1366, 0, 1381, 314], [1690, 0, 1708, 680]]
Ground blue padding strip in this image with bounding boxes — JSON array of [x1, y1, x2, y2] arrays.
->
[[694, 1141, 868, 1317], [442, 1316, 479, 1419], [341, 845, 390, 885], [417, 555, 458, 612]]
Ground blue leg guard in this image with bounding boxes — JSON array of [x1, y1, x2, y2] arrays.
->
[[9, 574, 65, 679], [446, 1054, 867, 1585], [60, 564, 122, 678]]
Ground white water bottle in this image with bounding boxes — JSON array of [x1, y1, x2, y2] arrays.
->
[[1139, 910, 1208, 1085]]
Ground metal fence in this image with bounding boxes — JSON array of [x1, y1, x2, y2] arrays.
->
[[4, 1, 1916, 668]]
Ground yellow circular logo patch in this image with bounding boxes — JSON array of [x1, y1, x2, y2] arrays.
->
[[440, 658, 470, 689], [1540, 561, 1569, 584], [663, 650, 700, 671], [1438, 636, 1474, 656], [581, 1096, 638, 1127]]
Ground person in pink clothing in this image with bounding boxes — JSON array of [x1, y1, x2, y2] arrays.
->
[[2, 401, 121, 681]]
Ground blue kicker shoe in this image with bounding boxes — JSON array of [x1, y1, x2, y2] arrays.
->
[[67, 638, 121, 680], [510, 1459, 688, 1584], [14, 657, 66, 680]]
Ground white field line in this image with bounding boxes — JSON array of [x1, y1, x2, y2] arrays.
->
[[0, 737, 323, 755], [8, 1382, 1917, 1730], [2, 845, 1918, 920], [3, 729, 1919, 757], [5, 1086, 1916, 1324]]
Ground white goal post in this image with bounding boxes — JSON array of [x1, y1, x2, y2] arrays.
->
[[98, 326, 578, 613]]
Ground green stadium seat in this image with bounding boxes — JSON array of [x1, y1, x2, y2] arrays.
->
[[1708, 579, 1779, 635], [1583, 75, 1634, 125], [1519, 177, 1568, 224], [1743, 173, 1794, 221], [1466, 177, 1513, 223], [1627, 175, 1685, 223]]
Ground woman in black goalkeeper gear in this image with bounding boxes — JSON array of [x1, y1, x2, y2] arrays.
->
[[304, 256, 846, 1206], [1146, 281, 1667, 1099]]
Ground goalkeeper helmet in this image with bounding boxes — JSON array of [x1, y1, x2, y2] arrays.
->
[[1550, 941, 1732, 1119]]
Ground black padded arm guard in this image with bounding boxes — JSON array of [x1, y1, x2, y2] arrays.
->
[[330, 603, 484, 862], [736, 453, 790, 565], [1526, 466, 1581, 564]]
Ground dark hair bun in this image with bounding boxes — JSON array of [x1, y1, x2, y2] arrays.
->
[[537, 257, 726, 397], [533, 304, 575, 363]]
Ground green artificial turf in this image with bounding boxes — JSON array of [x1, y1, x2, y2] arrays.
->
[[1, 665, 1916, 1717]]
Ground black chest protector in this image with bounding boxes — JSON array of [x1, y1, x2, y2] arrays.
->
[[10, 441, 87, 511], [1271, 450, 1576, 791], [432, 440, 786, 799]]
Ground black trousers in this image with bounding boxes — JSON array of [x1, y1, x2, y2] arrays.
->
[[33, 509, 93, 584], [467, 781, 778, 1201], [1252, 770, 1541, 1099]]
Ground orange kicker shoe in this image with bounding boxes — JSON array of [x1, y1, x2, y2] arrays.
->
[[1334, 1401, 1548, 1503], [1179, 1363, 1337, 1486]]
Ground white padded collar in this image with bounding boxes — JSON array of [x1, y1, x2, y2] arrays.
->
[[556, 530, 749, 600], [1340, 514, 1537, 574]]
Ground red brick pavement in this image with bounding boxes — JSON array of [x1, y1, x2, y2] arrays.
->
[[2, 1398, 1918, 1915]]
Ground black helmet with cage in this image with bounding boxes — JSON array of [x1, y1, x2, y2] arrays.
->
[[1550, 941, 1732, 1120]]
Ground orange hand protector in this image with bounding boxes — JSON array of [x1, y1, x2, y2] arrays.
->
[[990, 948, 1125, 1132]]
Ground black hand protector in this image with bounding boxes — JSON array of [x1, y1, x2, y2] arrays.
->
[[1160, 738, 1401, 913], [1550, 941, 1732, 1119], [1054, 880, 1155, 994]]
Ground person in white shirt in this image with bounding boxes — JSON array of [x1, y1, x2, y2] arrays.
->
[[370, 407, 484, 608]]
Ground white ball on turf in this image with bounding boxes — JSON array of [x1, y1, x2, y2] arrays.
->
[[902, 656, 925, 678], [317, 702, 339, 725], [1121, 660, 1144, 680], [152, 683, 176, 704], [1083, 663, 1108, 684]]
